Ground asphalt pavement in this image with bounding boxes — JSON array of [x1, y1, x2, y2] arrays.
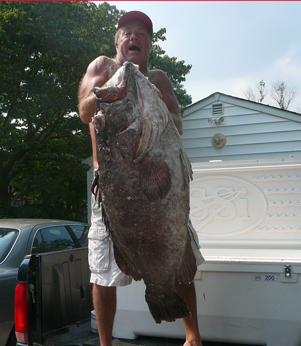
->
[[47, 321, 259, 346], [112, 336, 259, 346]]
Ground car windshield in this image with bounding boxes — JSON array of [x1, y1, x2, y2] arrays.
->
[[0, 228, 19, 263]]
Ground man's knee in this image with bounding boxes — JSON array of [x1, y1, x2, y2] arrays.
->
[[93, 283, 116, 299]]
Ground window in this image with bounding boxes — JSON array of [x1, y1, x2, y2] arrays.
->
[[0, 228, 19, 263], [32, 226, 76, 254], [69, 224, 89, 247], [32, 231, 44, 254]]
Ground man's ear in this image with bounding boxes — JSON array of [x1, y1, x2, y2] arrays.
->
[[115, 42, 118, 50]]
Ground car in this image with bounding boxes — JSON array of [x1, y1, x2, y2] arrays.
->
[[0, 219, 89, 346]]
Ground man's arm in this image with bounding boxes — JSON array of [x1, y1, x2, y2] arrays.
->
[[161, 76, 182, 136], [89, 122, 99, 170], [78, 56, 111, 124]]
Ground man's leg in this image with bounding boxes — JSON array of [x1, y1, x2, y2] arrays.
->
[[93, 284, 117, 346], [175, 281, 203, 346]]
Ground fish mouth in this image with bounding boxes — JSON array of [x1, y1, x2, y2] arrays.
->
[[129, 45, 140, 51]]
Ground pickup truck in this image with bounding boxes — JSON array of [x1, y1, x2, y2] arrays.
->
[[14, 248, 98, 346], [14, 249, 251, 346], [15, 158, 301, 346]]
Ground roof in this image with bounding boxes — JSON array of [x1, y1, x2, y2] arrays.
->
[[184, 92, 301, 123], [0, 219, 84, 230]]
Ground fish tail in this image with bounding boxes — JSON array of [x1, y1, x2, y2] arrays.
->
[[145, 290, 191, 324]]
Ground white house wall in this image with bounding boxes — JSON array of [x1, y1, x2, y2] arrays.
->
[[182, 94, 301, 163]]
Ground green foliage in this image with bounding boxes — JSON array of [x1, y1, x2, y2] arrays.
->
[[0, 1, 120, 218], [0, 1, 192, 220]]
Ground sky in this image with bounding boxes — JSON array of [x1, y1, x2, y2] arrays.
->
[[98, 1, 301, 112]]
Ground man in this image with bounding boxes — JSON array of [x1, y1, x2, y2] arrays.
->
[[78, 11, 204, 346]]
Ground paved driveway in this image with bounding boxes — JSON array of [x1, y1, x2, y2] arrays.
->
[[112, 336, 261, 346]]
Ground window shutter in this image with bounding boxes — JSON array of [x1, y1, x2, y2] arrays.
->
[[212, 103, 223, 115]]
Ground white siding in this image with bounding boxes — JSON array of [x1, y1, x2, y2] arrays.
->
[[182, 93, 301, 163]]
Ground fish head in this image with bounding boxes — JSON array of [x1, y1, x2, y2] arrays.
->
[[120, 61, 140, 101], [95, 62, 140, 104], [93, 61, 170, 164], [93, 62, 142, 163], [93, 62, 142, 140]]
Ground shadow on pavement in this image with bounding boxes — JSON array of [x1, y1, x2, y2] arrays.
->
[[112, 336, 262, 346]]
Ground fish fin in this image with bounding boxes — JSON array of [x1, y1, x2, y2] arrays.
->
[[176, 237, 197, 284], [133, 98, 169, 163], [113, 242, 142, 281], [101, 205, 112, 236], [139, 157, 171, 202], [180, 149, 193, 183], [145, 290, 191, 324], [91, 172, 102, 207], [91, 171, 99, 196]]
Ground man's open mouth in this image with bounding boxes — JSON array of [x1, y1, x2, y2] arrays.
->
[[129, 46, 140, 51]]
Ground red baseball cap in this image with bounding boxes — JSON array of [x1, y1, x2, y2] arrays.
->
[[118, 11, 153, 36]]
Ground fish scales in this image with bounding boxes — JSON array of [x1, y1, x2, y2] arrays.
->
[[92, 62, 196, 324]]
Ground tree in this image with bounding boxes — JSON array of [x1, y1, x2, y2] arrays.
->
[[270, 80, 299, 110], [0, 1, 193, 218], [244, 80, 267, 103], [0, 1, 119, 211], [243, 79, 299, 111]]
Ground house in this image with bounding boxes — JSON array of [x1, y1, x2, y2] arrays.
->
[[84, 92, 301, 222], [182, 92, 301, 163]]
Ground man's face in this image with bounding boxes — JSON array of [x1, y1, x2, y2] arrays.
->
[[115, 19, 152, 68]]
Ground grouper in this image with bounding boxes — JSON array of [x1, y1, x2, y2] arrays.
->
[[92, 61, 197, 324]]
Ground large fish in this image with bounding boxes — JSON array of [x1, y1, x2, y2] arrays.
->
[[92, 61, 196, 324]]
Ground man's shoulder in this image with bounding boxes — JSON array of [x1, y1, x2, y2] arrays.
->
[[88, 55, 115, 71], [148, 68, 167, 78], [148, 69, 171, 90], [85, 56, 122, 82]]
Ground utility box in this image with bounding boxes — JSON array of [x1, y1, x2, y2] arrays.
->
[[113, 158, 301, 346]]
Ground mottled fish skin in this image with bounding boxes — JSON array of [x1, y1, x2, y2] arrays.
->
[[93, 62, 196, 324]]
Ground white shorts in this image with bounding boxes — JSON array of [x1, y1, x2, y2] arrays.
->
[[89, 194, 132, 286], [88, 194, 204, 287]]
